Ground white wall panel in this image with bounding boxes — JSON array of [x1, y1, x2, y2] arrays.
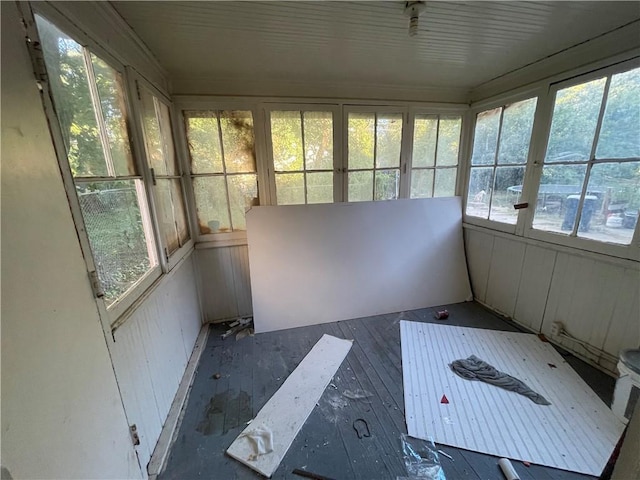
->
[[196, 245, 253, 322], [464, 226, 639, 375], [247, 198, 472, 333], [513, 245, 556, 332], [464, 228, 495, 303], [111, 255, 202, 472], [485, 237, 526, 317]]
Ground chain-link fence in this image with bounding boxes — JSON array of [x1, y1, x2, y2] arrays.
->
[[78, 186, 151, 305]]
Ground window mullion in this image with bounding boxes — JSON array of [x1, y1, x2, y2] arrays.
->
[[300, 111, 308, 204], [372, 113, 378, 200], [572, 76, 611, 237], [432, 116, 441, 197], [83, 48, 116, 177]]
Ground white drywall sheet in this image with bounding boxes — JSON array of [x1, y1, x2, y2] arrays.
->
[[400, 321, 626, 476], [246, 198, 471, 333], [226, 334, 352, 477]]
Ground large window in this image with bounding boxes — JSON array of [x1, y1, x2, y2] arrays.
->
[[466, 98, 537, 224], [410, 115, 462, 198], [533, 67, 640, 245], [183, 111, 258, 234], [36, 15, 159, 307], [268, 110, 334, 205], [347, 111, 404, 202]]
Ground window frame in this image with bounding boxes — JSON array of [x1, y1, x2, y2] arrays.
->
[[406, 106, 466, 200], [522, 59, 640, 258], [128, 71, 194, 272], [175, 98, 270, 246], [342, 105, 410, 203], [263, 103, 342, 204], [29, 5, 193, 328], [463, 94, 541, 233]]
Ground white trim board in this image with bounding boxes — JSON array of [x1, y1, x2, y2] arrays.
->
[[226, 334, 353, 477], [400, 321, 625, 477], [246, 197, 472, 333]]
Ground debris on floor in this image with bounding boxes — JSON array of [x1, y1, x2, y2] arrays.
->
[[221, 316, 253, 339], [434, 310, 449, 320], [399, 433, 447, 480]]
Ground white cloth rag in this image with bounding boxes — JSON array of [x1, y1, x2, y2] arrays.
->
[[240, 426, 273, 460]]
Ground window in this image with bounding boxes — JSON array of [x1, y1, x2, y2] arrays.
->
[[466, 97, 537, 224], [268, 110, 334, 205], [36, 15, 158, 307], [183, 111, 258, 234], [410, 115, 462, 198], [137, 85, 189, 257], [533, 67, 640, 245], [347, 111, 404, 202]]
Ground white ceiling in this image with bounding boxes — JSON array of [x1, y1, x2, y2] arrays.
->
[[112, 1, 640, 97]]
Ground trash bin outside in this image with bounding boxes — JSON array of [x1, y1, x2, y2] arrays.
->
[[562, 195, 598, 232]]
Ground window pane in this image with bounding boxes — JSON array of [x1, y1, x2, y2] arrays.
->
[[471, 108, 501, 166], [545, 78, 606, 162], [228, 174, 258, 230], [36, 15, 107, 177], [434, 168, 457, 197], [410, 169, 434, 199], [577, 162, 640, 245], [466, 167, 494, 218], [497, 98, 537, 165], [185, 113, 223, 174], [597, 68, 640, 159], [192, 176, 231, 233], [489, 166, 526, 224], [171, 180, 189, 245], [140, 90, 166, 175], [271, 111, 303, 172], [532, 165, 587, 233], [157, 101, 178, 175], [304, 111, 333, 170], [375, 169, 400, 200], [91, 55, 135, 176], [220, 111, 256, 173], [348, 171, 373, 202], [412, 115, 437, 168], [376, 114, 402, 168], [77, 180, 155, 305], [436, 116, 462, 166], [154, 179, 179, 253], [276, 173, 305, 205], [348, 113, 374, 169], [307, 172, 333, 204]]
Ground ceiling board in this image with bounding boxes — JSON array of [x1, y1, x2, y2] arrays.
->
[[111, 1, 640, 96]]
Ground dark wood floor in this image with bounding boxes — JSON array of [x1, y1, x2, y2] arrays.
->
[[159, 302, 615, 480]]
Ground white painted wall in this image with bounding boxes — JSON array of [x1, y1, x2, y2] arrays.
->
[[110, 255, 202, 471], [464, 225, 640, 374], [0, 3, 141, 477]]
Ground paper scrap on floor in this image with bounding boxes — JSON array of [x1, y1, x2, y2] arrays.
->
[[227, 334, 352, 477], [400, 320, 625, 476]]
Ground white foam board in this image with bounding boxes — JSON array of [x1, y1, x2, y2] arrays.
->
[[246, 198, 471, 333], [226, 334, 352, 477], [400, 321, 625, 476]]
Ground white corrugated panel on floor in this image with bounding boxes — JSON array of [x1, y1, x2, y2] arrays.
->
[[400, 321, 625, 476]]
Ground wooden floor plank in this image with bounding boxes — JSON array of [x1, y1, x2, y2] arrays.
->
[[159, 302, 610, 480]]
